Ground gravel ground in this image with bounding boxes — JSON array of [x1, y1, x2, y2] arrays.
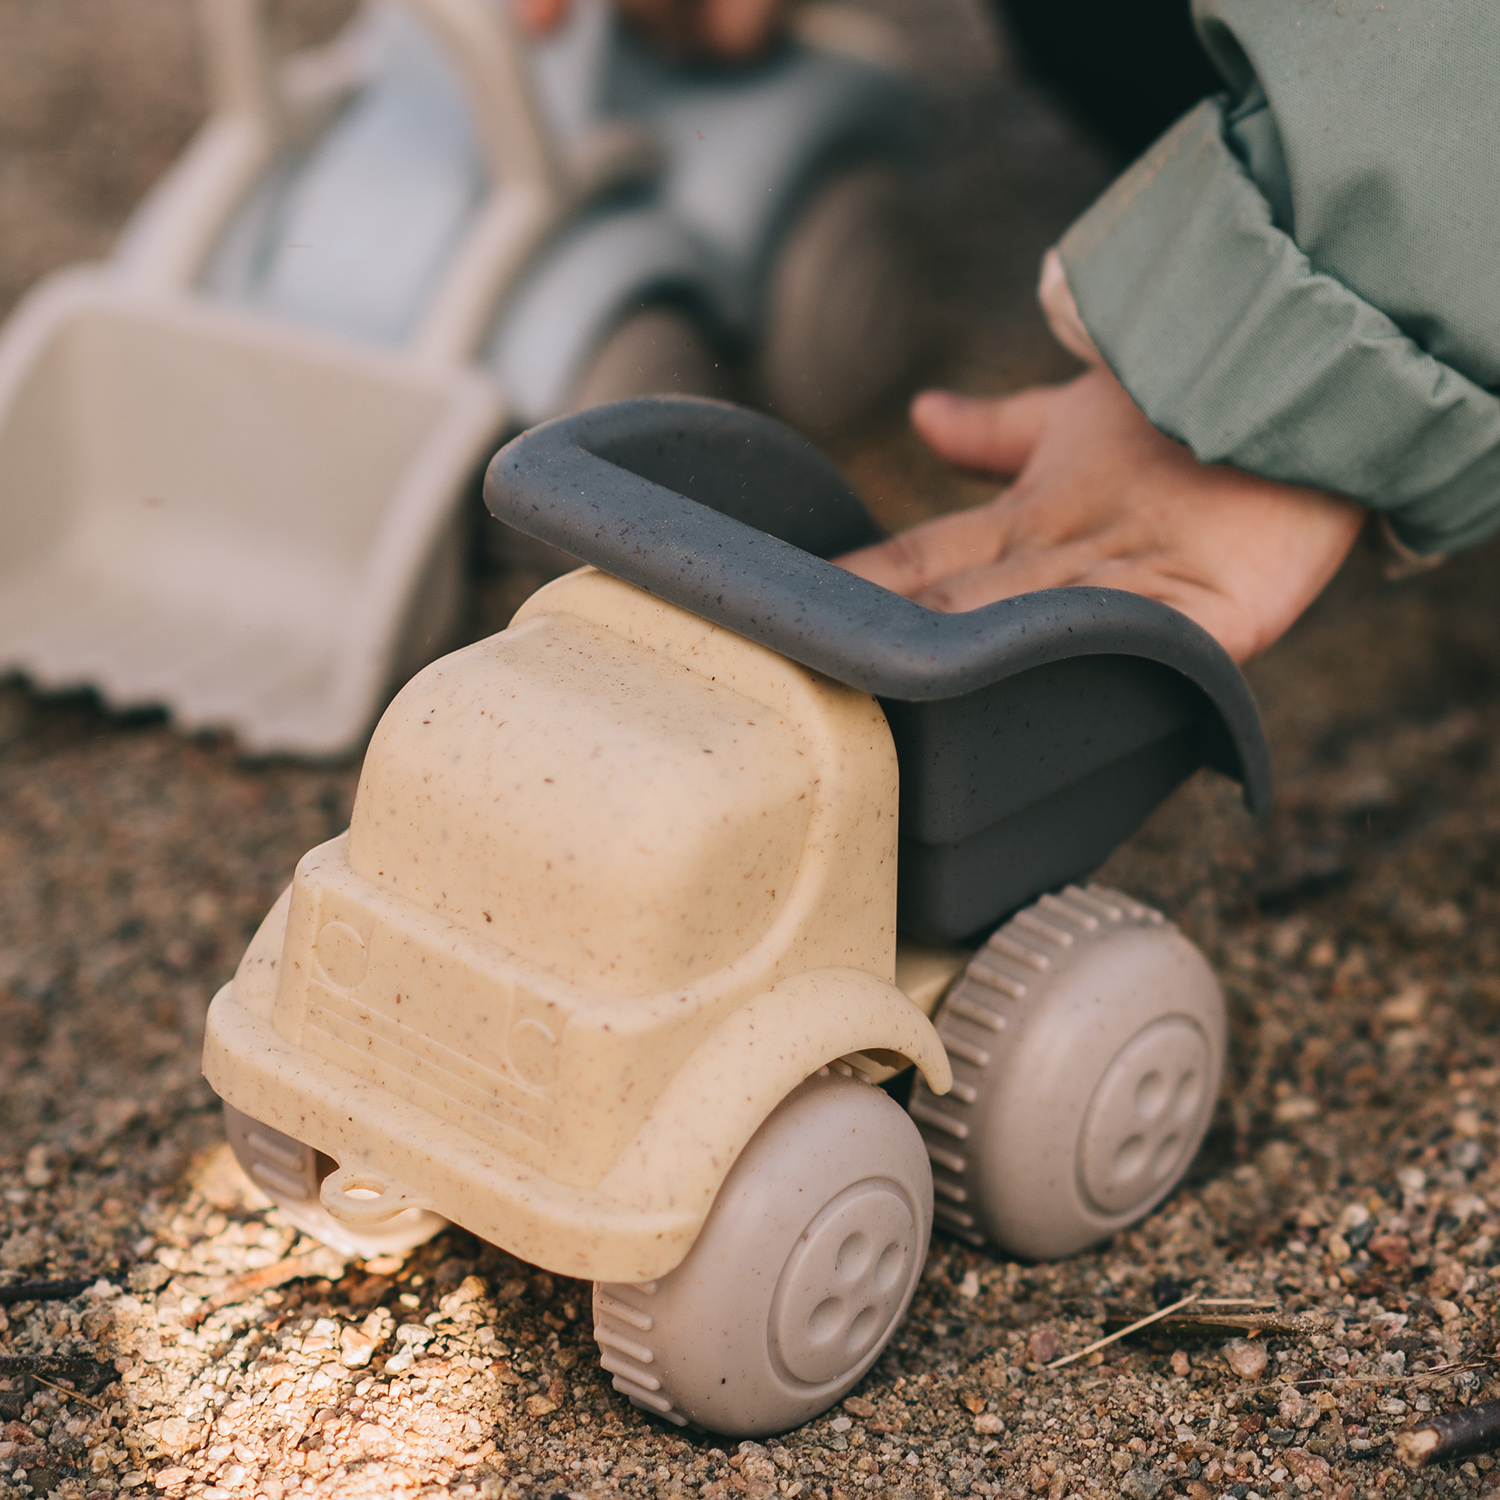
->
[[6, 5, 1500, 1500]]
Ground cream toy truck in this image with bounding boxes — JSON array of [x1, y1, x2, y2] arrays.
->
[[203, 398, 1270, 1437]]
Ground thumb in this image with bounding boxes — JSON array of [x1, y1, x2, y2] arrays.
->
[[910, 387, 1055, 478]]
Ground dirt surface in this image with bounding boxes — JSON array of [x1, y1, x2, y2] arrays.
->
[[6, 5, 1500, 1500]]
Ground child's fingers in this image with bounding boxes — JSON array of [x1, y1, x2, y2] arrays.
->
[[701, 0, 787, 57], [835, 503, 1010, 599], [514, 0, 571, 31], [908, 537, 1106, 613], [910, 548, 1255, 664], [909, 387, 1057, 478], [1074, 557, 1260, 662]]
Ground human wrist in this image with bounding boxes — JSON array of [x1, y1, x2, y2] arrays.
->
[[1038, 249, 1103, 368]]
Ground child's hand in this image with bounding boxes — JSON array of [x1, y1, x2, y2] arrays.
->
[[836, 368, 1366, 663], [516, 0, 786, 59]]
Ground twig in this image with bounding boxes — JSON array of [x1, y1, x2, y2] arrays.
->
[[0, 1277, 96, 1307], [1237, 1358, 1491, 1399], [1103, 1306, 1329, 1339], [1047, 1294, 1201, 1371], [28, 1374, 104, 1411], [1302, 1359, 1489, 1390], [184, 1248, 344, 1328], [1395, 1399, 1500, 1469]]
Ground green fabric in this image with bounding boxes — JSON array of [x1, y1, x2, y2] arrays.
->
[[1057, 0, 1500, 555]]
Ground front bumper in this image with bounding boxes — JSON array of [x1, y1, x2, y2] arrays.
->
[[203, 980, 701, 1283]]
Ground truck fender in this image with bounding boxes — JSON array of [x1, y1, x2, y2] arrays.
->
[[595, 968, 950, 1227]]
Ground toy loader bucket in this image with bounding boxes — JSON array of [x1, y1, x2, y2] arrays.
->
[[0, 272, 504, 754], [486, 396, 1273, 943]]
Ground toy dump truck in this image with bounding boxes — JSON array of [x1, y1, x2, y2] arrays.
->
[[0, 0, 920, 755], [203, 398, 1269, 1436]]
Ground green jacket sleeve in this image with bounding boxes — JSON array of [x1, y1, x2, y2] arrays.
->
[[1056, 0, 1500, 556]]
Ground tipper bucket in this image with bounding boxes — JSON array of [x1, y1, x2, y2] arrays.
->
[[0, 271, 505, 755]]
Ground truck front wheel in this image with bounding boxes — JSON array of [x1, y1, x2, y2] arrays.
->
[[592, 1068, 932, 1437]]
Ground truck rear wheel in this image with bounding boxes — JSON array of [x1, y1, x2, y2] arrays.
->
[[222, 1102, 447, 1260], [909, 885, 1225, 1262], [757, 166, 925, 433], [570, 305, 731, 411], [592, 1069, 931, 1437]]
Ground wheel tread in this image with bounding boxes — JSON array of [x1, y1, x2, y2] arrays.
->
[[593, 1284, 690, 1427], [964, 958, 1027, 998], [932, 1202, 982, 1242], [908, 1099, 969, 1139], [924, 1141, 965, 1174], [936, 1029, 990, 1068], [945, 991, 1008, 1029], [595, 1324, 655, 1365], [594, 1290, 653, 1332], [1012, 910, 1075, 948], [989, 933, 1051, 970], [911, 885, 1185, 1251]]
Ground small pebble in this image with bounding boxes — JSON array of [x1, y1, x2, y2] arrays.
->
[[1028, 1328, 1060, 1365], [1222, 1339, 1269, 1379]]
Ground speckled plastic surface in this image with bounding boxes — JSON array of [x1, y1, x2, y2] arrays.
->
[[203, 566, 951, 1285], [222, 1101, 447, 1259]]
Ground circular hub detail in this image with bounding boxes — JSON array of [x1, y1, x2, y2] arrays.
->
[[313, 920, 368, 990], [1077, 1017, 1211, 1216], [770, 1180, 919, 1386]]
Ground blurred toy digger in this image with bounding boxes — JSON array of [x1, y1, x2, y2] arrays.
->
[[0, 0, 922, 754]]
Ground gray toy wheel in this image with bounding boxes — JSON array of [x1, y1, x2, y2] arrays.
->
[[591, 1069, 932, 1437], [222, 1102, 447, 1260], [486, 309, 729, 572], [570, 305, 731, 411], [757, 166, 924, 433], [909, 886, 1225, 1262]]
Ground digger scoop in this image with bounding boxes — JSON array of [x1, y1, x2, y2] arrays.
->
[[0, 0, 588, 755]]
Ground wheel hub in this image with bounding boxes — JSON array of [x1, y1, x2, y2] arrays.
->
[[770, 1179, 919, 1386], [1077, 1017, 1212, 1216]]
